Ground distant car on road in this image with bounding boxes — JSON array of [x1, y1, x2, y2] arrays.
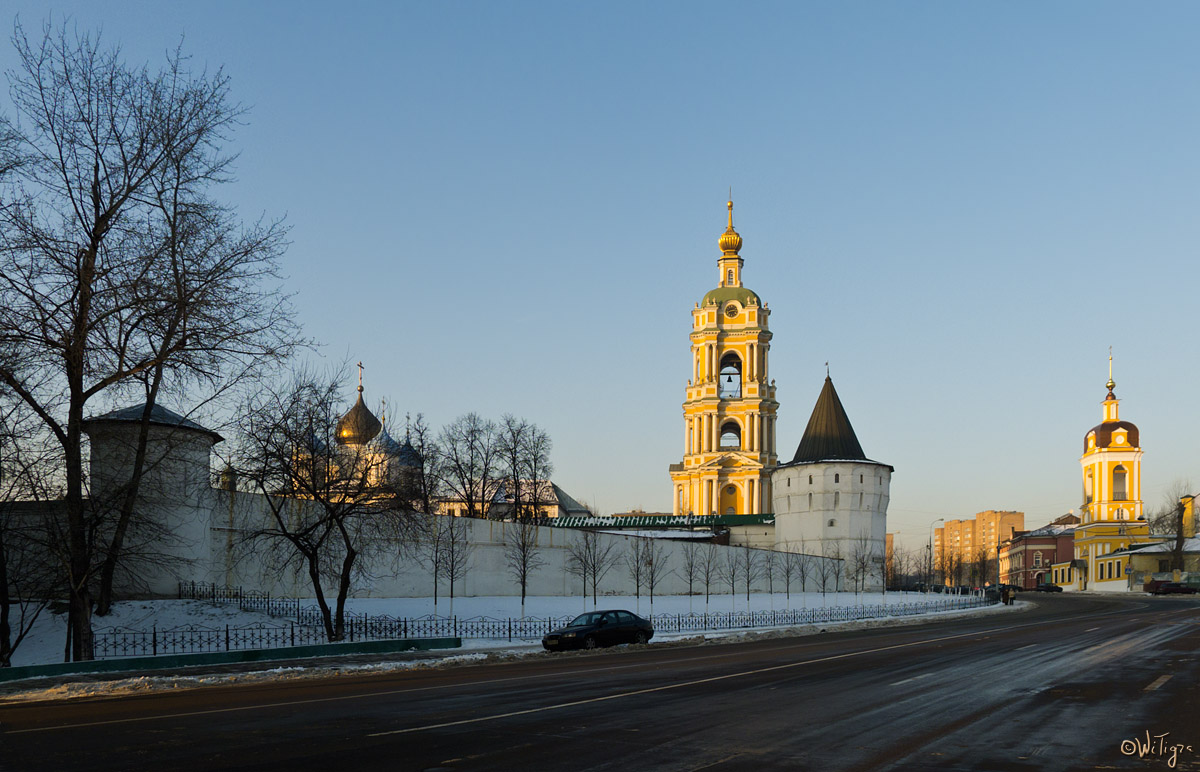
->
[[542, 610, 654, 651], [1033, 583, 1063, 592], [1150, 582, 1198, 596]]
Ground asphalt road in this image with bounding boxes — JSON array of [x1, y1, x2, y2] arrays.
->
[[2, 594, 1198, 772]]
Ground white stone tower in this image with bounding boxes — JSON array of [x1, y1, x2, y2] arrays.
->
[[771, 375, 892, 589]]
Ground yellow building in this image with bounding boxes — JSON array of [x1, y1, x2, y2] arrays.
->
[[934, 510, 1024, 584], [1051, 360, 1151, 591], [669, 201, 779, 517]]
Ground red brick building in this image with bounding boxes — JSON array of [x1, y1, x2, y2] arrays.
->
[[999, 514, 1080, 589]]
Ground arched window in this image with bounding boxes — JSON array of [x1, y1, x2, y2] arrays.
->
[[809, 475, 813, 484], [1113, 465, 1128, 501], [834, 473, 840, 483], [828, 519, 837, 527], [808, 492, 812, 509], [718, 353, 742, 399], [719, 421, 742, 450], [1084, 469, 1094, 504], [727, 268, 734, 285], [834, 491, 840, 508]]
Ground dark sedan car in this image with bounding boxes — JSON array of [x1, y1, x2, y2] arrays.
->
[[1033, 583, 1063, 592], [542, 609, 654, 651], [1150, 582, 1198, 596]]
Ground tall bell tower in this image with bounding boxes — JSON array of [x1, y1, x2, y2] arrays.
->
[[669, 200, 779, 516]]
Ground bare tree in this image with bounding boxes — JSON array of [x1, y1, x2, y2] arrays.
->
[[818, 543, 840, 599], [625, 538, 647, 609], [437, 413, 500, 519], [762, 548, 778, 597], [1150, 480, 1193, 573], [566, 530, 619, 608], [232, 370, 410, 642], [495, 415, 554, 522], [780, 547, 801, 601], [0, 402, 62, 666], [718, 547, 739, 609], [437, 514, 474, 616], [700, 542, 721, 609], [643, 539, 670, 613], [679, 540, 702, 598], [738, 546, 764, 604], [398, 413, 442, 516], [504, 520, 545, 617], [0, 23, 297, 659]]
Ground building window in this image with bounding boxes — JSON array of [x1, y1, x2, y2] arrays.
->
[[808, 492, 812, 509], [1113, 466, 1128, 501], [834, 491, 840, 508], [719, 421, 742, 450], [718, 353, 742, 399], [1034, 552, 1042, 567], [828, 519, 837, 527], [787, 477, 791, 487], [860, 474, 864, 483], [809, 475, 813, 484], [727, 268, 734, 285], [1085, 469, 1094, 504], [835, 473, 840, 483]]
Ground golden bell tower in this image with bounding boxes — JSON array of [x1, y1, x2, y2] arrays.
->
[[669, 201, 779, 516]]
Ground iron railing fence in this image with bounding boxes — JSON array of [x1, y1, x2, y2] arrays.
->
[[95, 581, 996, 661]]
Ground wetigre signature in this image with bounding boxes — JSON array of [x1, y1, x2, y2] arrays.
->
[[1120, 730, 1193, 769]]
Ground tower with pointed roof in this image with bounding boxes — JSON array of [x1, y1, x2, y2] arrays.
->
[[1058, 356, 1150, 590], [771, 375, 893, 587], [669, 201, 779, 518]]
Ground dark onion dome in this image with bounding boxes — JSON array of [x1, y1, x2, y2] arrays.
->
[[368, 423, 407, 458], [336, 389, 381, 446], [789, 376, 869, 464], [83, 403, 224, 444], [1084, 420, 1139, 451], [1084, 381, 1140, 451], [395, 438, 422, 468]]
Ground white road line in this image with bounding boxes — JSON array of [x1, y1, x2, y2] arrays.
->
[[369, 632, 1011, 737], [1144, 675, 1172, 692], [1085, 627, 1100, 632], [6, 609, 1155, 736], [889, 673, 932, 686], [1015, 644, 1037, 651]]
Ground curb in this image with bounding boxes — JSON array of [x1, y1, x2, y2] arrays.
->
[[0, 637, 461, 683]]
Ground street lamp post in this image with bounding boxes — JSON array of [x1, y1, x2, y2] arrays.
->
[[928, 517, 945, 591]]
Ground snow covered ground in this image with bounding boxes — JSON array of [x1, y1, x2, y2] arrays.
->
[[10, 589, 992, 668], [1, 591, 1022, 703]]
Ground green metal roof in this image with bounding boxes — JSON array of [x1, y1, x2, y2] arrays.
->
[[546, 513, 775, 529], [701, 286, 761, 308]]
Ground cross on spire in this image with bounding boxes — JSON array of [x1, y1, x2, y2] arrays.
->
[[356, 361, 364, 393]]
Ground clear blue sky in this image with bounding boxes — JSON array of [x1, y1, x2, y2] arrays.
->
[[5, 2, 1199, 549]]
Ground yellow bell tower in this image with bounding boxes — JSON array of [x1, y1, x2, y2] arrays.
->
[[1071, 354, 1149, 589], [669, 200, 779, 516]]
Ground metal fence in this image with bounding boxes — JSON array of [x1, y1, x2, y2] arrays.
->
[[93, 581, 993, 661]]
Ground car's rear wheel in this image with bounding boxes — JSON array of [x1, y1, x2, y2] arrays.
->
[[634, 631, 648, 645], [583, 635, 598, 650]]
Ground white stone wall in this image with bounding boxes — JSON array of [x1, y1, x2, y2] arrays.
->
[[771, 461, 891, 590]]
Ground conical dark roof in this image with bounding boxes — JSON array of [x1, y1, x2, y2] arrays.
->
[[791, 376, 867, 463]]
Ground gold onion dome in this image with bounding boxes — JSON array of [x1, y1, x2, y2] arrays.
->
[[718, 200, 743, 255], [336, 385, 382, 446]]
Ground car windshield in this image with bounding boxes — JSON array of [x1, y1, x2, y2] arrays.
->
[[569, 612, 603, 627]]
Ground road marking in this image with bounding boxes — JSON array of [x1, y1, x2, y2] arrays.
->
[[1144, 675, 1172, 692], [889, 673, 932, 686], [1085, 627, 1100, 632], [367, 630, 1033, 737], [1015, 644, 1037, 650], [7, 606, 1165, 736]]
